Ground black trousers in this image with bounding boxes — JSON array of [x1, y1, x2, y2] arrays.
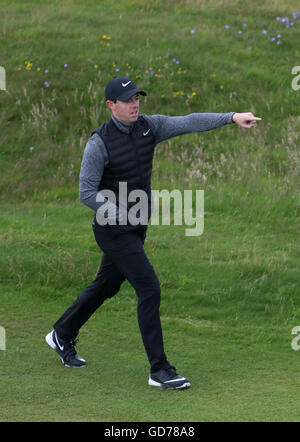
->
[[53, 223, 170, 373]]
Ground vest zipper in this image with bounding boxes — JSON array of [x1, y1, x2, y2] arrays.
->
[[129, 132, 144, 187]]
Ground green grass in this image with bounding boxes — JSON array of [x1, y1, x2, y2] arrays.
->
[[1, 0, 300, 422], [0, 202, 299, 422]]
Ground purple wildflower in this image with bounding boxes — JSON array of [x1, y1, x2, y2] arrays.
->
[[190, 29, 195, 34], [224, 25, 230, 29], [44, 69, 48, 73], [44, 81, 50, 88], [262, 29, 267, 34], [29, 146, 34, 151], [64, 63, 68, 68]]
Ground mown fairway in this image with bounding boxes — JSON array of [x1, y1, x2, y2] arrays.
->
[[0, 0, 299, 422]]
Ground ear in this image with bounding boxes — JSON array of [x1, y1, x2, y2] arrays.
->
[[106, 100, 115, 110]]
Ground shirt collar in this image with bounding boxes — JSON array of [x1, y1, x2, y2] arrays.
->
[[111, 114, 132, 134]]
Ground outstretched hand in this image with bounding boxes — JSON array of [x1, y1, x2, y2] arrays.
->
[[232, 112, 262, 128]]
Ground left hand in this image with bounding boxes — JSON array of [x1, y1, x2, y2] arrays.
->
[[232, 112, 262, 128]]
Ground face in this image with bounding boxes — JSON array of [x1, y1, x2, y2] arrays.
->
[[106, 94, 140, 126]]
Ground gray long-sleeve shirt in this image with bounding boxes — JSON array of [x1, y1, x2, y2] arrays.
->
[[79, 112, 235, 212]]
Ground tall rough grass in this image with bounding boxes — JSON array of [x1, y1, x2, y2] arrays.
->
[[2, 72, 299, 203], [1, 0, 299, 205]]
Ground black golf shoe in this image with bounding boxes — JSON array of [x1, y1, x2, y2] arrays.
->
[[45, 330, 86, 368], [148, 366, 190, 390]]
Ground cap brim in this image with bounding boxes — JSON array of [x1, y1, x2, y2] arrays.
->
[[117, 88, 147, 102]]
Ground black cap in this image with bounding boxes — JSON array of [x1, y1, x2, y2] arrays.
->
[[105, 76, 147, 102]]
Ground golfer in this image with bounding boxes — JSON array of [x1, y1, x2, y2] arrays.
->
[[46, 76, 261, 389]]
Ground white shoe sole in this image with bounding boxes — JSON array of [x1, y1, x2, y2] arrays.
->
[[45, 331, 56, 350], [148, 377, 191, 390]]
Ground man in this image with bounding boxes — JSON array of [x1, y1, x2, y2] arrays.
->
[[46, 76, 261, 390]]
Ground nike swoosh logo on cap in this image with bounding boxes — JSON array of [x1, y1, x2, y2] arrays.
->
[[122, 81, 131, 87]]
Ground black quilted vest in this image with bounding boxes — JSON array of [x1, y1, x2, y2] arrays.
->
[[91, 116, 156, 227]]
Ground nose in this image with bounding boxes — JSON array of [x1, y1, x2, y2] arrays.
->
[[131, 102, 139, 112]]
